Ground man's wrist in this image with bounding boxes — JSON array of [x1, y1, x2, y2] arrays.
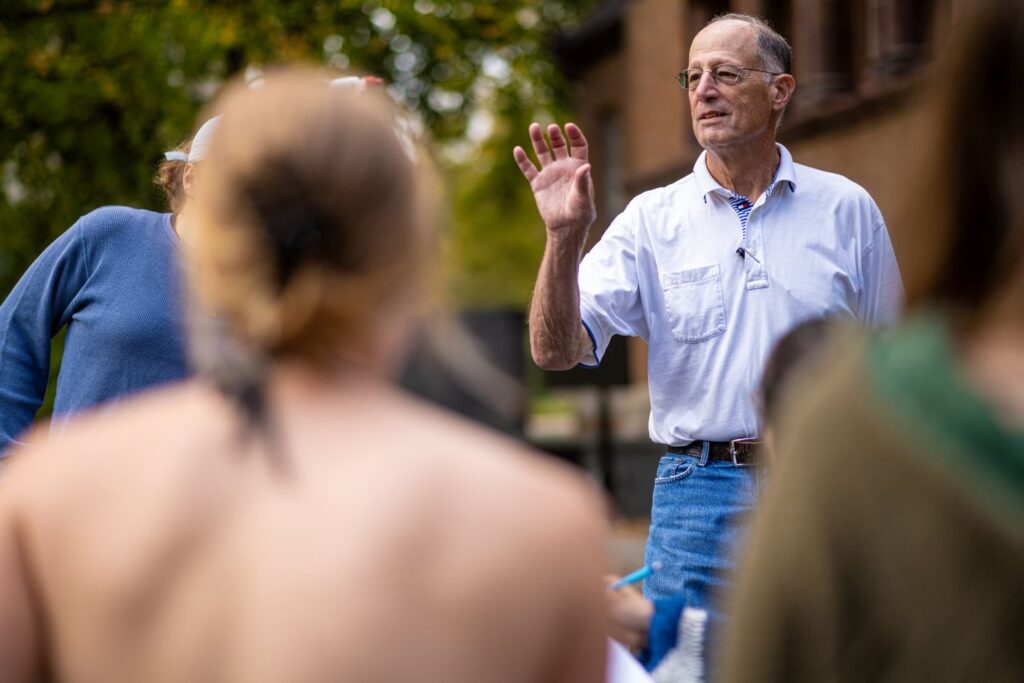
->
[[545, 222, 590, 248]]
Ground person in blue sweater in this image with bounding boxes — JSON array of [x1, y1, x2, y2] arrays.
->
[[0, 117, 219, 455]]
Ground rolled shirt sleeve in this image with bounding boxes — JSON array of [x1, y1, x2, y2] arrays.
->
[[578, 201, 649, 367]]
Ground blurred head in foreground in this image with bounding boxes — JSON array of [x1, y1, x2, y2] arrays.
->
[[190, 69, 436, 382]]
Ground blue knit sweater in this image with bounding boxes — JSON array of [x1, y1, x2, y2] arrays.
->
[[0, 206, 190, 454]]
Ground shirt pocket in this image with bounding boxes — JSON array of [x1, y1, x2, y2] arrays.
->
[[661, 265, 727, 343]]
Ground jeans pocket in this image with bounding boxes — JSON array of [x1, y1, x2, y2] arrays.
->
[[661, 265, 727, 343], [654, 454, 699, 485]]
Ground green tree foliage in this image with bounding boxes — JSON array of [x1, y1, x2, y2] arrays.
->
[[0, 0, 591, 307]]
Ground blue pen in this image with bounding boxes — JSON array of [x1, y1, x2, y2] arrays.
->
[[608, 561, 662, 590]]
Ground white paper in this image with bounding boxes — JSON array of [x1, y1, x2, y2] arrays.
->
[[606, 638, 655, 683]]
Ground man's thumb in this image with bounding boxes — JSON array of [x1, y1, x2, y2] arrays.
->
[[574, 163, 592, 193]]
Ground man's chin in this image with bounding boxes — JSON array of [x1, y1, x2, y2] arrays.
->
[[695, 134, 733, 151]]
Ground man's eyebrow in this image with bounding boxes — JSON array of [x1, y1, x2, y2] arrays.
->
[[687, 58, 731, 69]]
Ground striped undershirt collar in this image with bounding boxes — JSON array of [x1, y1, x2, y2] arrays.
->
[[726, 161, 784, 228]]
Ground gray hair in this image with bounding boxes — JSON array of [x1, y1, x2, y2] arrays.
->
[[708, 13, 793, 128], [709, 13, 792, 74]]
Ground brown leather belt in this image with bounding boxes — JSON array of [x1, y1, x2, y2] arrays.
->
[[666, 439, 760, 466]]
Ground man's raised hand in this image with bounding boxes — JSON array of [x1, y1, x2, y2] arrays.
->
[[513, 122, 596, 238]]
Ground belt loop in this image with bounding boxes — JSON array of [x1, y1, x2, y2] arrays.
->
[[698, 440, 710, 467]]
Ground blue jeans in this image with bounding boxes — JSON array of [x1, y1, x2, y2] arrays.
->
[[642, 443, 758, 603]]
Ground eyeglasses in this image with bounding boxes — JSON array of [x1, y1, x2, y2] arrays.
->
[[677, 64, 783, 90]]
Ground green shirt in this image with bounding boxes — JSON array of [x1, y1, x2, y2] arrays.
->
[[720, 316, 1024, 682], [870, 312, 1024, 518]]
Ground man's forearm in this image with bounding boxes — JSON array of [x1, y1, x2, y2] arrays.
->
[[529, 233, 588, 370]]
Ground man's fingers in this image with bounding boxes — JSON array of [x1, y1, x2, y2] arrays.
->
[[528, 122, 554, 166], [566, 122, 589, 161], [513, 146, 539, 182], [548, 124, 570, 160]]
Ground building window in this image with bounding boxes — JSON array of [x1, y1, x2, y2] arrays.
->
[[823, 0, 861, 94], [764, 0, 792, 52], [873, 0, 937, 76], [687, 0, 732, 43], [790, 0, 865, 107]]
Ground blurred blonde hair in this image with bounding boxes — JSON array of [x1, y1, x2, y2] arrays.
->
[[189, 68, 438, 373]]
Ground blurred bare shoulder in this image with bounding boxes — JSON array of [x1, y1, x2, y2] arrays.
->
[[2, 381, 233, 527], [366, 388, 610, 681], [394, 385, 607, 527], [342, 386, 610, 604]]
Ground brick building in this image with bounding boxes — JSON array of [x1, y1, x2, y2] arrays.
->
[[556, 0, 956, 384]]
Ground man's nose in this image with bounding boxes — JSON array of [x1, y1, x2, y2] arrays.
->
[[693, 72, 718, 98]]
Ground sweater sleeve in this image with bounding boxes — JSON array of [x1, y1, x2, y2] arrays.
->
[[0, 222, 91, 456]]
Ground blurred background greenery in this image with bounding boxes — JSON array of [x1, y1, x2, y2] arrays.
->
[[0, 0, 594, 306], [0, 0, 594, 412]]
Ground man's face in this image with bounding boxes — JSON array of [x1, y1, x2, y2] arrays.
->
[[687, 21, 778, 153]]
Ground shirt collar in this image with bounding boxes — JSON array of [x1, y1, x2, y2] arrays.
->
[[774, 143, 797, 194], [693, 143, 798, 202]]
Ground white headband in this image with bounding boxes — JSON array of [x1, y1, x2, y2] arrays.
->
[[163, 115, 221, 163]]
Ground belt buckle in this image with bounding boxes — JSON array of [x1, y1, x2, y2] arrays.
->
[[728, 438, 759, 467]]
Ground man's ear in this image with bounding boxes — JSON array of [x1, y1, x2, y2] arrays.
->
[[772, 74, 796, 111], [183, 163, 197, 198]]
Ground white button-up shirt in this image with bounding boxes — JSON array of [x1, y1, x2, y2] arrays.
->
[[578, 144, 903, 445]]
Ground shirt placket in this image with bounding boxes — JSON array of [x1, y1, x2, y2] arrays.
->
[[743, 197, 769, 290]]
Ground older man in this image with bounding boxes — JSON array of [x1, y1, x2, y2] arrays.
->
[[514, 13, 902, 602]]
